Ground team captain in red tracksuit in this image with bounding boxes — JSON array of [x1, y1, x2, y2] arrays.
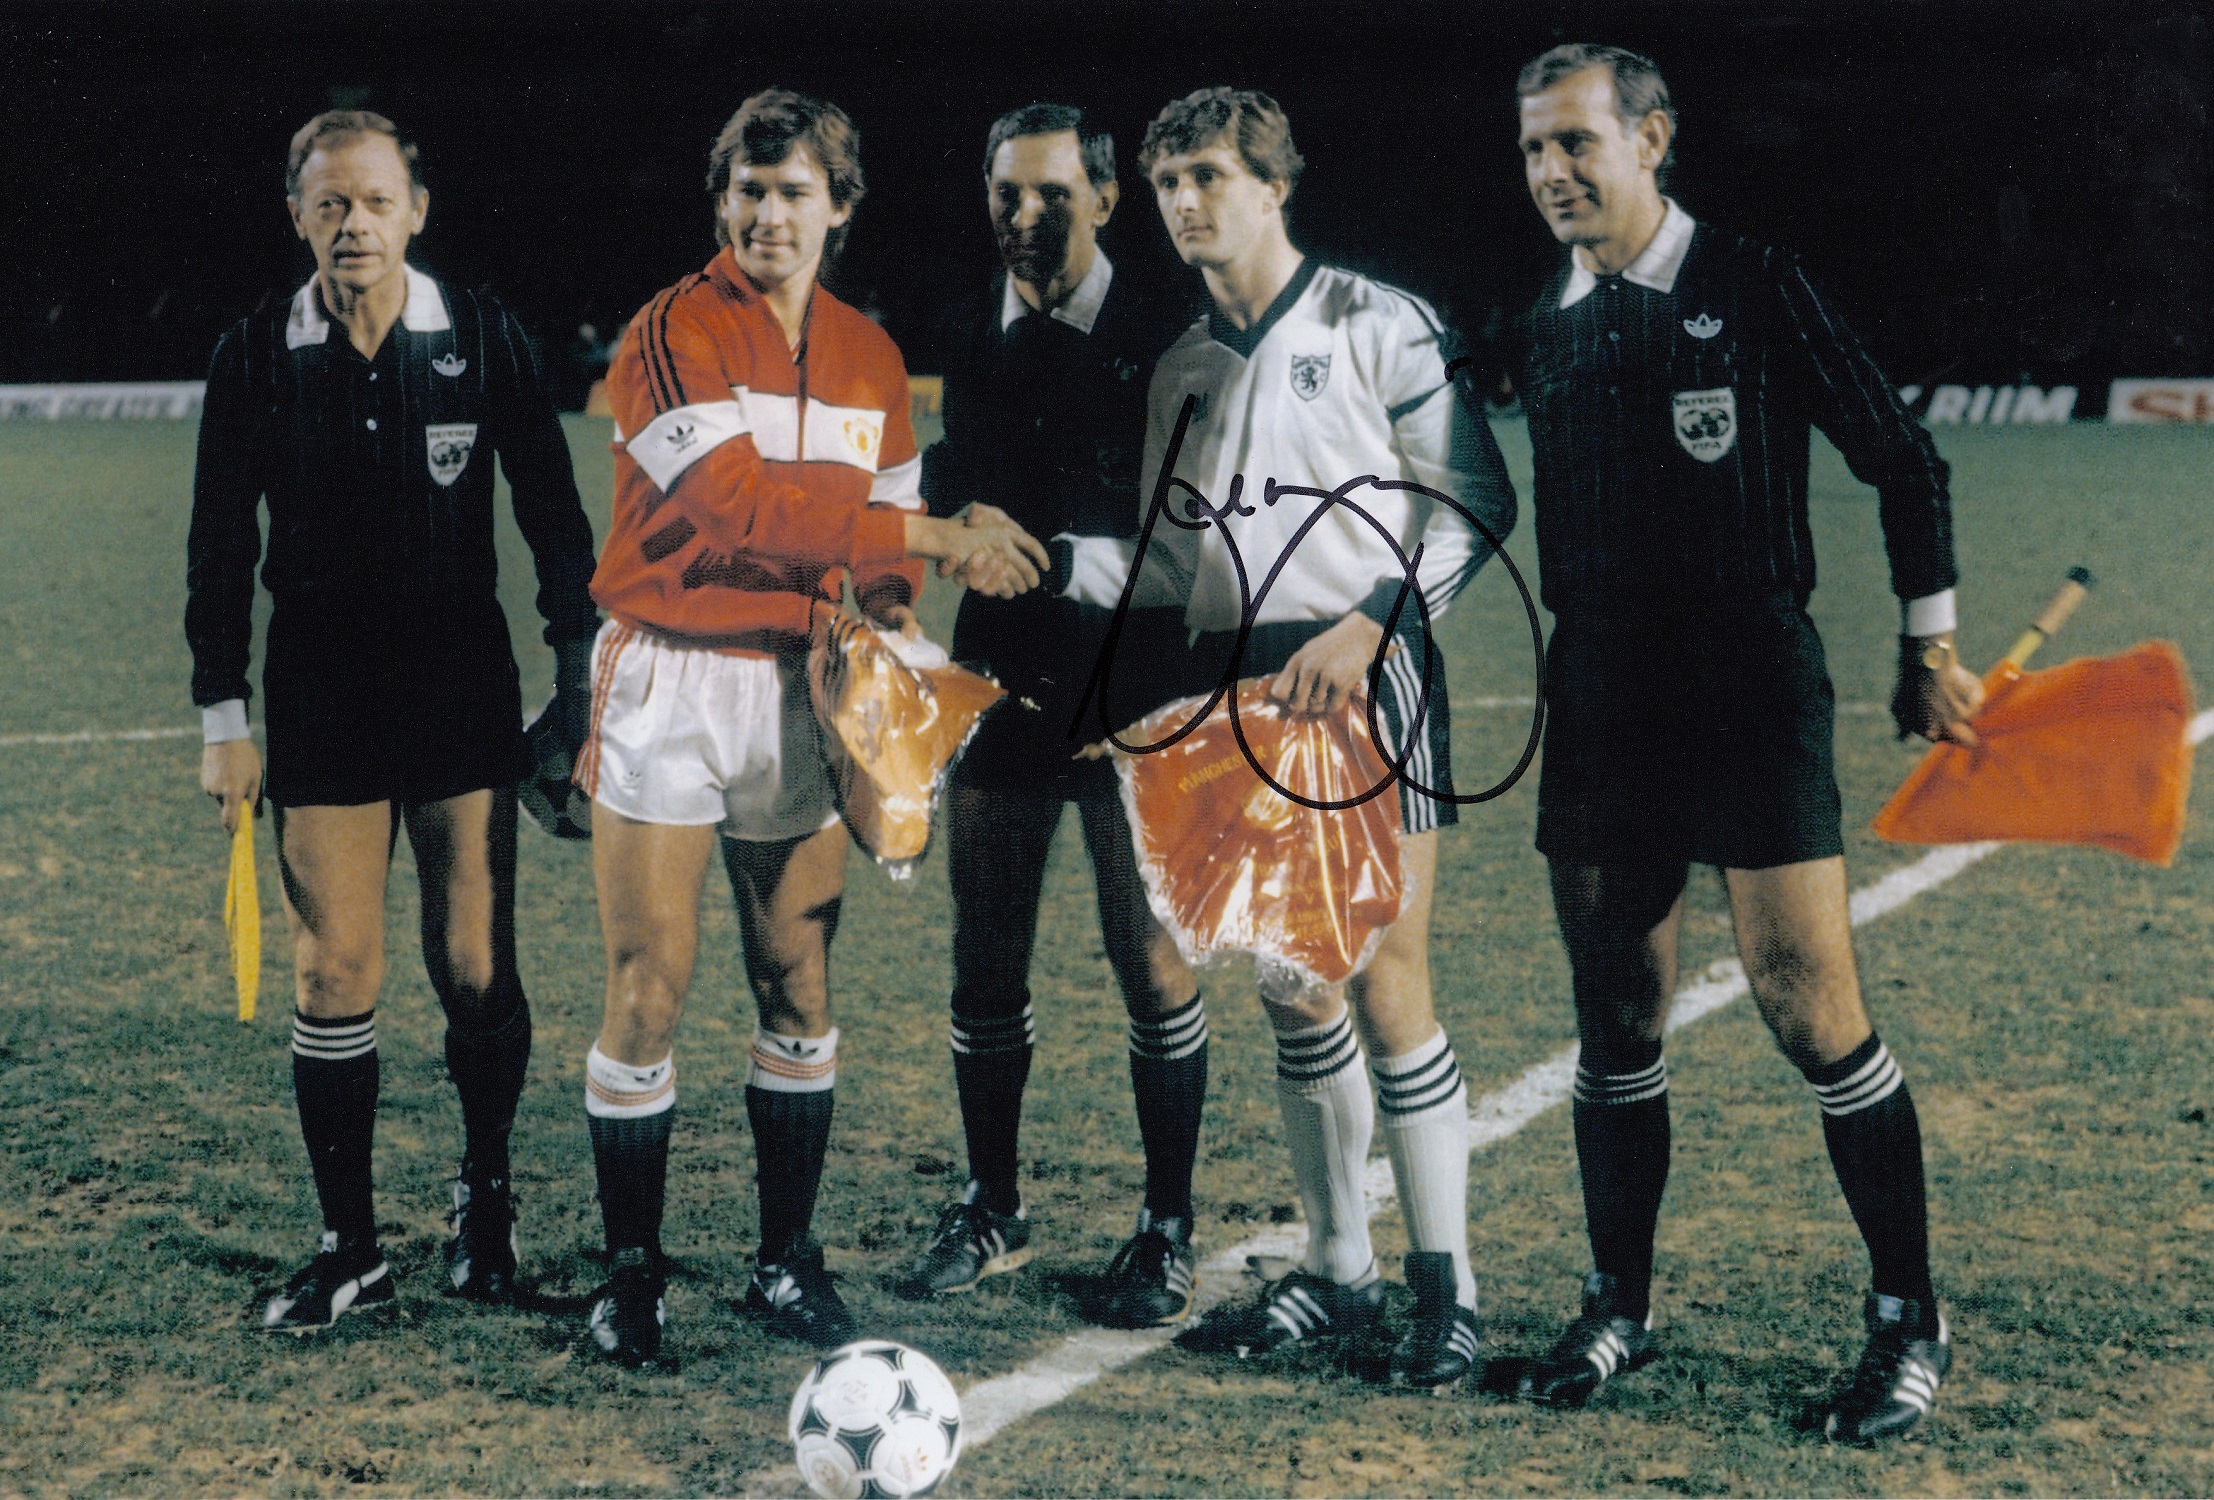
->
[[574, 87, 1047, 1369]]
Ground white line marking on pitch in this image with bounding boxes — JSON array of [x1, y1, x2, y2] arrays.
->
[[747, 711, 2214, 1491], [0, 725, 206, 747]]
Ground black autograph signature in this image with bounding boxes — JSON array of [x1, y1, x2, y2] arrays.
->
[[1071, 390, 1545, 813]]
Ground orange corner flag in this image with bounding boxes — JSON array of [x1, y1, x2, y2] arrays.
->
[[1873, 641, 2196, 865]]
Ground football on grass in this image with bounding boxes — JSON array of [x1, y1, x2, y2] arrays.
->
[[788, 1340, 963, 1498]]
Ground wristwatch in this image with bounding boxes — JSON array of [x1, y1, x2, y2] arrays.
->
[[1912, 636, 1956, 672]]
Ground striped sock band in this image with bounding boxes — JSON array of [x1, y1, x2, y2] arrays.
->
[[292, 1010, 376, 1061], [1810, 1039, 1904, 1117], [1276, 1009, 1362, 1093], [1129, 994, 1208, 1061], [951, 1006, 1035, 1057], [584, 1045, 675, 1119], [1371, 1027, 1465, 1120], [1573, 1057, 1669, 1107], [748, 1026, 838, 1094]]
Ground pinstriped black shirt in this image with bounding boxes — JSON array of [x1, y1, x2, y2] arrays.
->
[[1522, 222, 1956, 616], [186, 272, 599, 708]]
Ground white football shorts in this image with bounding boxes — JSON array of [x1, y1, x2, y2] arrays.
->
[[575, 618, 839, 841]]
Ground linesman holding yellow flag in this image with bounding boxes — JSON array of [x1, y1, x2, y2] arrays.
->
[[186, 110, 600, 1331]]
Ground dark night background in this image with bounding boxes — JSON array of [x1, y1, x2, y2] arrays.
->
[[2, 0, 2207, 403]]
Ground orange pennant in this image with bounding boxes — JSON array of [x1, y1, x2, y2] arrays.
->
[[1119, 682, 1406, 987], [808, 611, 1005, 877], [1873, 641, 2195, 865]]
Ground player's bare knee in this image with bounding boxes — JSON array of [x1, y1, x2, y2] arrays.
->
[[1259, 976, 1343, 1034], [295, 943, 382, 1016]]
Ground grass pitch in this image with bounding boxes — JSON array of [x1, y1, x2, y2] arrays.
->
[[1, 416, 2210, 1497]]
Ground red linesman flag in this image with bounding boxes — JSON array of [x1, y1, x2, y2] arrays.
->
[[1119, 681, 1407, 988], [1873, 641, 2195, 866]]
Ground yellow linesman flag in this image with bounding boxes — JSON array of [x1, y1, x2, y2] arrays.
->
[[224, 810, 261, 1021]]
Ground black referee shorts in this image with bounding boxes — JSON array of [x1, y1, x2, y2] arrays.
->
[[262, 604, 529, 809], [1535, 595, 1843, 870], [1167, 618, 1458, 835], [951, 596, 1189, 800]]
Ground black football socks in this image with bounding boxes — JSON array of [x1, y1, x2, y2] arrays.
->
[[951, 1004, 1034, 1218], [1806, 1033, 1938, 1321], [746, 1027, 838, 1264], [444, 981, 531, 1183], [1571, 1033, 1670, 1322], [292, 1009, 380, 1248], [584, 1046, 674, 1258]]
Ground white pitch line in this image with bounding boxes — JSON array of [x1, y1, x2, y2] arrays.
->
[[0, 724, 205, 747], [750, 707, 2214, 1492]]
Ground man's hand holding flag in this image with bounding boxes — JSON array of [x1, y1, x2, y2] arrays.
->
[[1875, 569, 2196, 865]]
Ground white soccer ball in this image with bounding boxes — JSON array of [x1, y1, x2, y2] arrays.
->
[[788, 1339, 963, 1499]]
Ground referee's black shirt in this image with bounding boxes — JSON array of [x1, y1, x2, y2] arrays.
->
[[919, 259, 1195, 749], [1522, 219, 1957, 617], [186, 269, 599, 710]]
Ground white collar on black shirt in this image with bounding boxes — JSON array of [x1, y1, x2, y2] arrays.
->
[[285, 264, 452, 348], [999, 250, 1113, 335], [1559, 198, 1694, 308]]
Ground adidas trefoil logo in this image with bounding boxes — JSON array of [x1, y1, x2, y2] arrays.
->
[[1683, 313, 1722, 340], [432, 352, 467, 376]]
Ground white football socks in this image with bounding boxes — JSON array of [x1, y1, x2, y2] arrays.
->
[[1373, 1026, 1475, 1310], [1273, 1008, 1378, 1287]]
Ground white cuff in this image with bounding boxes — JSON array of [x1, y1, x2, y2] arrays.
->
[[1057, 533, 1137, 608], [201, 699, 250, 744], [1901, 589, 1956, 638]]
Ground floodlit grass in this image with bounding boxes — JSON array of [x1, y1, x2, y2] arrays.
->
[[0, 416, 2209, 1496]]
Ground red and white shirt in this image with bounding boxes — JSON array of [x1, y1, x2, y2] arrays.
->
[[591, 248, 923, 651]]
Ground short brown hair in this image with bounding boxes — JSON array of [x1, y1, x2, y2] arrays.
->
[[706, 88, 865, 253], [1137, 87, 1304, 199], [286, 110, 421, 199]]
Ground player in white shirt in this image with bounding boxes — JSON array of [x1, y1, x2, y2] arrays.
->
[[1078, 87, 1516, 1387]]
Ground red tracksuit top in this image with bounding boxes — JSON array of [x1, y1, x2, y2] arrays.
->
[[591, 248, 924, 651]]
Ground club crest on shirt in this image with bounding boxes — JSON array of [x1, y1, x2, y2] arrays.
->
[[1671, 387, 1737, 463], [426, 422, 479, 487], [1288, 353, 1331, 401], [842, 415, 879, 461]]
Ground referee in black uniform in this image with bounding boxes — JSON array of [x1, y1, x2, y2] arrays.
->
[[894, 103, 1210, 1327], [187, 111, 599, 1330], [1509, 47, 1984, 1441]]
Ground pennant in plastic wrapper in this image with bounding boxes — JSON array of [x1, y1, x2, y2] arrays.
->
[[1119, 682, 1405, 989], [808, 611, 1004, 879], [225, 810, 261, 1021], [1873, 641, 2194, 866]]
